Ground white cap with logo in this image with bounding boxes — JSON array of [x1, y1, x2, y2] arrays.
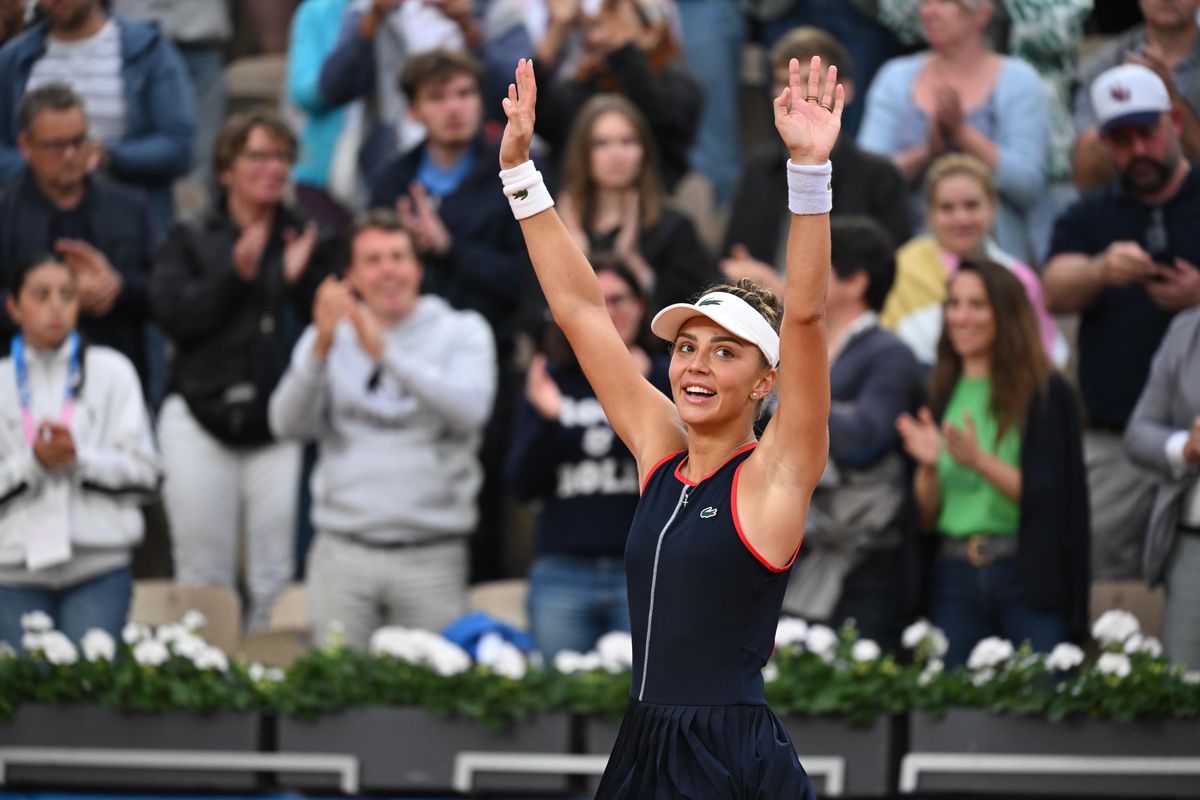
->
[[1091, 63, 1172, 134], [651, 292, 780, 368]]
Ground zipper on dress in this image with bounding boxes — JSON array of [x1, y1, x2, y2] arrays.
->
[[638, 483, 692, 701]]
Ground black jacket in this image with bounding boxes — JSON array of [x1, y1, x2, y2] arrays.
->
[[723, 137, 912, 261], [369, 135, 529, 356], [0, 170, 155, 384], [149, 203, 335, 444]]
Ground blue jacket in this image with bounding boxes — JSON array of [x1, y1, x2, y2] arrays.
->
[[0, 16, 196, 228], [288, 0, 351, 189]]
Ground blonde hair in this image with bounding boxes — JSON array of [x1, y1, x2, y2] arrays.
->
[[924, 153, 998, 208]]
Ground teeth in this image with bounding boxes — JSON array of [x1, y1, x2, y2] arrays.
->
[[685, 387, 715, 396]]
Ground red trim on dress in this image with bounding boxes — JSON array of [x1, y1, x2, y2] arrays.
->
[[673, 442, 759, 486], [730, 460, 802, 573], [641, 450, 686, 495]]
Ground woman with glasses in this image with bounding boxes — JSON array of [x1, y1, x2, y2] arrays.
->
[[149, 111, 334, 630]]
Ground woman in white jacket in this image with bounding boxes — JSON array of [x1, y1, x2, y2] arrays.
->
[[0, 254, 160, 648]]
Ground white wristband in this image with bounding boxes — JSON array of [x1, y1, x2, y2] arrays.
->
[[787, 159, 833, 216], [499, 160, 554, 220]]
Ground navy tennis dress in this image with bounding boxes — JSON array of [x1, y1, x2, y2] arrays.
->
[[594, 445, 817, 800]]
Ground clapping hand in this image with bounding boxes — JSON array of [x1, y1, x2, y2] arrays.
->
[[933, 84, 964, 144], [232, 220, 270, 282], [57, 239, 122, 315], [396, 183, 452, 256], [896, 407, 941, 468], [283, 222, 319, 285], [773, 56, 844, 166], [500, 59, 538, 169], [349, 304, 385, 361], [942, 410, 982, 470], [311, 276, 355, 359], [525, 353, 564, 421]]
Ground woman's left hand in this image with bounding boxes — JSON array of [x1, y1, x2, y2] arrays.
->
[[943, 411, 982, 470], [283, 222, 319, 285], [773, 55, 843, 166]]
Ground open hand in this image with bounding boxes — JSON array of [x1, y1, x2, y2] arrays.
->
[[312, 276, 355, 359], [943, 410, 982, 470], [773, 56, 844, 166], [349, 304, 385, 361], [283, 221, 319, 285], [500, 59, 537, 169], [397, 183, 452, 256], [232, 220, 270, 282], [897, 407, 941, 467], [525, 353, 563, 420], [57, 239, 121, 314]]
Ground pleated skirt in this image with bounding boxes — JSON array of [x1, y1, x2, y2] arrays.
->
[[594, 698, 819, 800]]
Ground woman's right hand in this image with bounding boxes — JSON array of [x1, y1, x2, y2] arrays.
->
[[896, 407, 941, 467], [500, 59, 537, 169]]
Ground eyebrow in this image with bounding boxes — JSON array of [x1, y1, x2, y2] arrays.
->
[[674, 332, 745, 345]]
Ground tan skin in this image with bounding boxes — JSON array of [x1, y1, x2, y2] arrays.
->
[[500, 56, 841, 566], [5, 262, 82, 471], [896, 270, 1022, 531], [1046, 112, 1200, 315], [1185, 416, 1200, 465]]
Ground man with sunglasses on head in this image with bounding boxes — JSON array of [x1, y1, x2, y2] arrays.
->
[[0, 83, 155, 390]]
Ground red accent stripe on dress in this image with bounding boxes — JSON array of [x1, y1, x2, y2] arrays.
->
[[673, 442, 759, 486], [641, 450, 685, 495], [730, 460, 802, 573]]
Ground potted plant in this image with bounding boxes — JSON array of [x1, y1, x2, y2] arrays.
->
[[273, 626, 571, 793], [0, 611, 268, 790]]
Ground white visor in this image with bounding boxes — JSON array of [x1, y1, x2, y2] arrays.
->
[[650, 291, 780, 368]]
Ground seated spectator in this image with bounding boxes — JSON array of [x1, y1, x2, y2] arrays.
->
[[150, 112, 334, 631], [858, 0, 1048, 265], [538, 0, 702, 193], [0, 0, 196, 230], [287, 0, 355, 229], [270, 210, 496, 649], [369, 49, 529, 354], [0, 84, 156, 389], [111, 0, 232, 191], [318, 0, 478, 188], [881, 153, 1066, 368], [1073, 0, 1200, 192], [507, 258, 669, 657], [1044, 63, 1200, 584], [782, 218, 922, 650], [896, 260, 1088, 668], [557, 94, 716, 312], [0, 254, 159, 648], [722, 27, 912, 295], [1126, 307, 1200, 669]]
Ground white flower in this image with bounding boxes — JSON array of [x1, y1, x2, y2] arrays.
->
[[775, 618, 809, 648], [852, 639, 882, 663], [554, 650, 602, 674], [1182, 671, 1200, 685], [596, 631, 633, 673], [122, 621, 151, 645], [804, 625, 838, 660], [1124, 634, 1163, 658], [902, 619, 933, 649], [133, 639, 169, 667], [762, 662, 780, 683], [967, 637, 1015, 671], [1045, 643, 1085, 672], [193, 646, 228, 672], [972, 668, 995, 686], [1097, 652, 1132, 679], [1091, 609, 1140, 646], [21, 632, 44, 653], [155, 623, 189, 644], [266, 667, 285, 682], [489, 641, 528, 680], [249, 662, 266, 682], [171, 633, 206, 660], [918, 659, 944, 687], [368, 626, 472, 676], [81, 629, 116, 662], [41, 631, 78, 665], [181, 610, 207, 631], [20, 610, 53, 633]]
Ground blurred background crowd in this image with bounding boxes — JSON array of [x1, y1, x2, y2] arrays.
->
[[2, 0, 1200, 674]]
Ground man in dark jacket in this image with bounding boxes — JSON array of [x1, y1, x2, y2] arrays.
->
[[0, 0, 195, 229], [721, 28, 910, 293], [0, 83, 155, 386]]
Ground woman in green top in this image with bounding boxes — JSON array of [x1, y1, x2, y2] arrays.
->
[[897, 259, 1089, 668]]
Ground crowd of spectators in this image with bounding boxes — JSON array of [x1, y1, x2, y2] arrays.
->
[[2, 0, 1200, 672]]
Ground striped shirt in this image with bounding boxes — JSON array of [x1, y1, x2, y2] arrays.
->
[[27, 20, 128, 145]]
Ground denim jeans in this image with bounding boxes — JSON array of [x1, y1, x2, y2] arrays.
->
[[930, 554, 1067, 668], [0, 566, 132, 650], [761, 0, 899, 139], [676, 0, 746, 205], [528, 554, 630, 658]]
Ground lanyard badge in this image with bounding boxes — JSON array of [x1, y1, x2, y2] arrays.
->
[[12, 332, 80, 446]]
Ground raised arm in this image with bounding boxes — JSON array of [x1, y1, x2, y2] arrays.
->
[[736, 57, 840, 568], [498, 60, 683, 475]]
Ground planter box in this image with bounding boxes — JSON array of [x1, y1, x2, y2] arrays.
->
[[276, 707, 572, 793], [584, 713, 899, 797], [908, 709, 1200, 796], [0, 705, 261, 791]]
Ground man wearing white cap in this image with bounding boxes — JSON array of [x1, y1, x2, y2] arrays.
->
[[1045, 62, 1200, 585], [1072, 0, 1200, 192]]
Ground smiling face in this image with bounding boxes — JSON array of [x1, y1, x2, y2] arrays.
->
[[6, 261, 79, 351], [668, 318, 774, 428], [346, 227, 423, 324], [943, 270, 996, 363], [220, 125, 293, 208], [588, 111, 645, 192], [928, 172, 995, 258]]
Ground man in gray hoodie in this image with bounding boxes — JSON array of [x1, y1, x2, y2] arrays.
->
[[270, 209, 496, 649]]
